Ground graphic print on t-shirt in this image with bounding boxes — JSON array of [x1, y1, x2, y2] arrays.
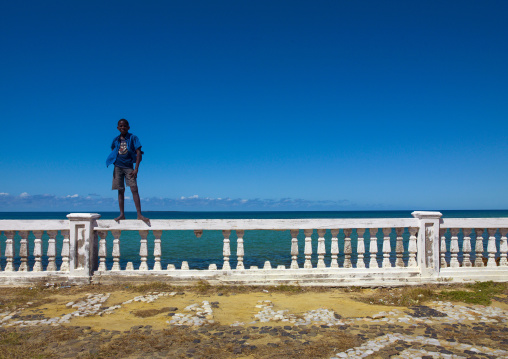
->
[[118, 140, 128, 155]]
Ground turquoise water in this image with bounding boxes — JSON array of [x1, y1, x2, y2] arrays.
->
[[1, 210, 507, 270]]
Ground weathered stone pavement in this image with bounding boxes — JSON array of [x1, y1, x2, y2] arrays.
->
[[0, 288, 507, 358]]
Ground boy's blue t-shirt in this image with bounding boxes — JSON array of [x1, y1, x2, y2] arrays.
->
[[106, 133, 142, 169]]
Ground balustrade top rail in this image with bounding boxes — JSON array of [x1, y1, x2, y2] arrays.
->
[[0, 220, 68, 231]]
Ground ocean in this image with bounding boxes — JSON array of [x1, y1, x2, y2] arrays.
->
[[1, 210, 507, 270]]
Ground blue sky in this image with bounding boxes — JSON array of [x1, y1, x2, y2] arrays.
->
[[1, 1, 507, 211]]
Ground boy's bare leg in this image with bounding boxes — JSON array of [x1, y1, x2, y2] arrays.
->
[[115, 189, 126, 222], [131, 186, 150, 224]]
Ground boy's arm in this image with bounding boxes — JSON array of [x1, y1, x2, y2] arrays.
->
[[131, 148, 143, 179]]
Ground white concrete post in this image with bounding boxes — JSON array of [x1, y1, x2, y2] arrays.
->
[[382, 228, 391, 268], [500, 228, 508, 266], [46, 230, 58, 271], [290, 229, 300, 269], [153, 230, 163, 271], [4, 231, 15, 272], [303, 229, 313, 269], [356, 229, 365, 268], [67, 213, 101, 279], [236, 230, 245, 270], [317, 229, 326, 268], [222, 230, 231, 271], [487, 228, 497, 267], [330, 229, 340, 268], [343, 229, 353, 268], [139, 230, 149, 271], [462, 229, 472, 267], [411, 211, 443, 279]]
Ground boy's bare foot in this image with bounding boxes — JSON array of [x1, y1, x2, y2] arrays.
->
[[138, 215, 150, 225], [114, 214, 125, 223]]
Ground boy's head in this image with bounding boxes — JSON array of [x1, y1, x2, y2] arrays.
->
[[117, 119, 130, 135]]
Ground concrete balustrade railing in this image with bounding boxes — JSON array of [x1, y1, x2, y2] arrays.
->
[[0, 211, 507, 286]]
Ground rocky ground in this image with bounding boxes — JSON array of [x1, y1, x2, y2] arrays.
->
[[0, 283, 507, 358]]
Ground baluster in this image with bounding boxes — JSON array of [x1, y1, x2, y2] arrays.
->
[[222, 230, 231, 270], [111, 230, 121, 271], [19, 231, 29, 271], [408, 227, 418, 267], [356, 229, 365, 268], [449, 228, 460, 268], [368, 228, 379, 268], [139, 230, 149, 270], [46, 230, 57, 271], [474, 229, 484, 267], [382, 228, 391, 268], [317, 229, 326, 268], [32, 231, 43, 272], [236, 230, 245, 270], [343, 229, 352, 268], [153, 230, 163, 270], [4, 231, 15, 271], [290, 229, 300, 269], [97, 231, 108, 271], [60, 231, 70, 271], [487, 228, 497, 267], [500, 228, 508, 266], [303, 229, 313, 269], [462, 229, 472, 267], [395, 228, 404, 268], [440, 229, 447, 267], [330, 229, 339, 268]]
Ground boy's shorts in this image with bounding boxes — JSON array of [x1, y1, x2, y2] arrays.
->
[[112, 166, 137, 190]]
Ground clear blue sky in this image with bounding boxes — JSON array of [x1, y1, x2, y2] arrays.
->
[[1, 1, 507, 211]]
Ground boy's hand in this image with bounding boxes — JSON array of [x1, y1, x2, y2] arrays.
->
[[130, 169, 138, 179]]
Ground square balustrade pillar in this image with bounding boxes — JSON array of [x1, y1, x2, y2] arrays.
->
[[66, 213, 101, 281], [412, 211, 443, 279]]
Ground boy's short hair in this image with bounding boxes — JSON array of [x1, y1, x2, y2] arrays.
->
[[118, 118, 129, 126]]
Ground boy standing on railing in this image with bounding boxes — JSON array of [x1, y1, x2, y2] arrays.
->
[[106, 119, 150, 224]]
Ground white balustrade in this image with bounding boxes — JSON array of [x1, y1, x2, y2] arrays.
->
[[474, 229, 484, 267], [98, 231, 107, 271], [486, 228, 497, 267], [382, 228, 391, 268], [500, 228, 508, 266], [369, 228, 379, 269], [18, 231, 29, 271], [153, 230, 163, 271], [111, 230, 121, 271], [343, 229, 352, 268], [317, 229, 326, 268], [330, 229, 339, 268], [356, 229, 366, 268], [236, 230, 245, 270], [408, 227, 417, 267], [139, 230, 149, 271], [449, 228, 460, 268], [303, 229, 313, 269], [290, 229, 299, 269], [462, 229, 472, 267], [32, 231, 43, 272], [395, 228, 404, 268], [4, 231, 14, 272], [46, 230, 57, 271], [440, 229, 447, 268], [222, 230, 231, 270]]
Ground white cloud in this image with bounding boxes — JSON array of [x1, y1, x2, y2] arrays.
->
[[66, 194, 79, 198], [20, 192, 30, 197], [0, 192, 9, 196]]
